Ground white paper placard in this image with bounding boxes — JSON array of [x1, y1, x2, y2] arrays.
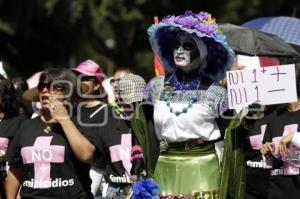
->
[[226, 64, 297, 109], [237, 55, 261, 70]]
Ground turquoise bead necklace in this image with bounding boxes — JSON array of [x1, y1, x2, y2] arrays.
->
[[161, 73, 202, 116]]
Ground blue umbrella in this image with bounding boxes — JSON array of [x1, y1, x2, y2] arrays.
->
[[243, 16, 300, 45]]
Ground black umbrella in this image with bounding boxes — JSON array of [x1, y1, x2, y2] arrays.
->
[[291, 44, 300, 63], [219, 23, 300, 58]]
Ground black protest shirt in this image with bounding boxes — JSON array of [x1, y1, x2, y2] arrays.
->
[[0, 113, 28, 139], [243, 113, 272, 196], [7, 117, 94, 199], [0, 114, 28, 179], [77, 103, 107, 125], [76, 103, 108, 169], [83, 105, 139, 186], [264, 106, 300, 199]]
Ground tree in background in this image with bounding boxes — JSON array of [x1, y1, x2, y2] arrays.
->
[[0, 0, 299, 79]]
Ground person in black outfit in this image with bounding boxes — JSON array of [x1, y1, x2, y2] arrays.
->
[[0, 79, 28, 199], [12, 77, 33, 117], [261, 65, 300, 199], [93, 73, 147, 199], [6, 68, 96, 199], [72, 59, 107, 197], [242, 104, 279, 199]]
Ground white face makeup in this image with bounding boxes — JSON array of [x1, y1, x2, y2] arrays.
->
[[173, 34, 201, 73]]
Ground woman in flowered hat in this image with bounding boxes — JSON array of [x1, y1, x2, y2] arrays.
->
[[145, 11, 234, 198]]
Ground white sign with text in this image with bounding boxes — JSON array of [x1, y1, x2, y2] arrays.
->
[[226, 64, 297, 109]]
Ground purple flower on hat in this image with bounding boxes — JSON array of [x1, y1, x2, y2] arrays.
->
[[197, 11, 210, 21], [173, 11, 198, 28], [175, 15, 198, 28], [195, 23, 218, 35], [162, 15, 177, 24], [161, 11, 218, 36]]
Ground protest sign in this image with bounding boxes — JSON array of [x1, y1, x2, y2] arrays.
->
[[226, 64, 297, 109]]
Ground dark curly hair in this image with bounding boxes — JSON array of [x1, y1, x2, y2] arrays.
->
[[0, 79, 19, 117], [0, 74, 6, 81]]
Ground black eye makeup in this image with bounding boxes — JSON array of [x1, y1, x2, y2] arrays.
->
[[174, 39, 197, 51], [182, 41, 196, 51], [174, 40, 181, 49]]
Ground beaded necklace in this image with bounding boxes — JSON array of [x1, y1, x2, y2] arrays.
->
[[161, 72, 202, 116], [170, 70, 201, 90]]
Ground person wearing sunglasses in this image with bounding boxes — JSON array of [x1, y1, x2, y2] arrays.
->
[[5, 68, 96, 199], [145, 11, 234, 198]]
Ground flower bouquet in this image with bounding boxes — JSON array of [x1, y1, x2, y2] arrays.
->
[[130, 177, 160, 199]]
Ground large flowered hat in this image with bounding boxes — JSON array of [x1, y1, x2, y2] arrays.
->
[[148, 11, 234, 81]]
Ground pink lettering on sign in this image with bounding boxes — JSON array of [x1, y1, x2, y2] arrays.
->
[[0, 137, 9, 151], [109, 134, 132, 182], [21, 136, 65, 188]]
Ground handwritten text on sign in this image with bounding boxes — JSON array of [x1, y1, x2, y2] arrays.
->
[[226, 64, 297, 109]]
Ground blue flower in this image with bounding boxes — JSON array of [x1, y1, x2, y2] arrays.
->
[[214, 33, 227, 43], [132, 178, 160, 199]]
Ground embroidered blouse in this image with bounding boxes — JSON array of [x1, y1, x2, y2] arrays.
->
[[144, 76, 228, 142]]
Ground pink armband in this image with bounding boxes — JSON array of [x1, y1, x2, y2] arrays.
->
[[131, 145, 143, 154], [131, 153, 143, 161]]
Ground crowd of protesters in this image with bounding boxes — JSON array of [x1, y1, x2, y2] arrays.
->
[[0, 11, 300, 199]]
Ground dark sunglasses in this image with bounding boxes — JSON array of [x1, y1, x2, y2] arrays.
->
[[37, 82, 63, 92], [174, 39, 197, 51], [81, 76, 97, 82]]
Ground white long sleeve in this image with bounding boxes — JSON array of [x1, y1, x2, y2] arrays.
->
[[292, 132, 300, 147]]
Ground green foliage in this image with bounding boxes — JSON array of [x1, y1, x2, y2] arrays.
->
[[0, 0, 299, 78]]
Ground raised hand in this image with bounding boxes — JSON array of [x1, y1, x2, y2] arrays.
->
[[46, 95, 70, 123]]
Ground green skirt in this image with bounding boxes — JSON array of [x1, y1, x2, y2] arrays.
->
[[154, 142, 220, 198]]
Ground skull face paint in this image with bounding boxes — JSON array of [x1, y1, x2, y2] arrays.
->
[[173, 33, 201, 73]]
